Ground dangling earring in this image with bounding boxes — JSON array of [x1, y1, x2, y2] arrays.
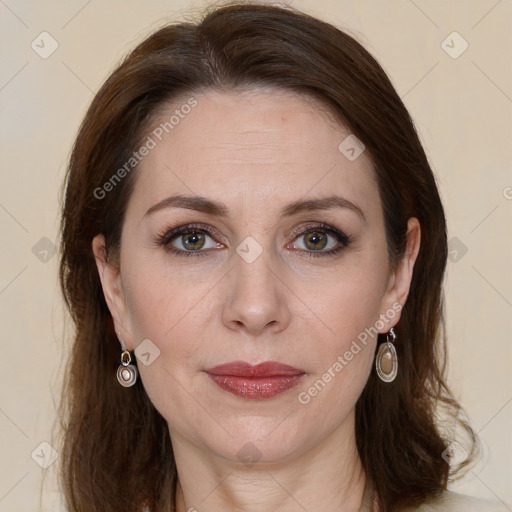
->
[[116, 339, 138, 387], [375, 327, 398, 382]]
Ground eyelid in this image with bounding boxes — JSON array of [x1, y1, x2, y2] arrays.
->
[[288, 222, 351, 245], [288, 221, 338, 238], [159, 223, 226, 246], [159, 221, 346, 242]]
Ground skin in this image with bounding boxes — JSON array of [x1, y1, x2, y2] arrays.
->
[[93, 89, 420, 512]]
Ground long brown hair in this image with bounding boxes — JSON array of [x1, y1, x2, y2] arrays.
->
[[58, 2, 477, 511]]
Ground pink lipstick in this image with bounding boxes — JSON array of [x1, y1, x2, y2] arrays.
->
[[205, 361, 306, 400]]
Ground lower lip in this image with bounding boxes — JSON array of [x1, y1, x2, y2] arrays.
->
[[206, 373, 305, 399]]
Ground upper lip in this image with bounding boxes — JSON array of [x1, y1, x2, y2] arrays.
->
[[205, 361, 305, 377]]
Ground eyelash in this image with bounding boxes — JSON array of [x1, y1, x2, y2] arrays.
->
[[154, 222, 353, 259]]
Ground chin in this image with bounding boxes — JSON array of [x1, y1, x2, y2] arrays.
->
[[198, 415, 314, 467]]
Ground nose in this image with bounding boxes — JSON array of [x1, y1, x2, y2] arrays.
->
[[221, 247, 292, 337]]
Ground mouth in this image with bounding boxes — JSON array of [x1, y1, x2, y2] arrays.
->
[[204, 361, 306, 400]]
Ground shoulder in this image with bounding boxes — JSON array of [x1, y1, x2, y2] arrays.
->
[[400, 490, 505, 512]]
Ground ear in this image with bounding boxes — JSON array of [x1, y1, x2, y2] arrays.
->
[[378, 217, 421, 332], [92, 234, 134, 350]]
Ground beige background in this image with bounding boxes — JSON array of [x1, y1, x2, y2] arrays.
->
[[0, 0, 511, 510]]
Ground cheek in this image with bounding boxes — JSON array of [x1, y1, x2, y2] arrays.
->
[[122, 253, 207, 341], [309, 287, 379, 386], [297, 259, 387, 393], [307, 264, 388, 343], [295, 279, 380, 426], [120, 257, 212, 407]]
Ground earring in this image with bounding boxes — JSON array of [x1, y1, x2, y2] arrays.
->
[[116, 344, 138, 387], [375, 327, 398, 382]]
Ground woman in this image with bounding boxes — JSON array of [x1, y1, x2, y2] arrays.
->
[[58, 2, 502, 511]]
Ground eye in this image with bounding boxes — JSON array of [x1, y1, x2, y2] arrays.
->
[[287, 223, 352, 258], [170, 230, 216, 252], [156, 223, 224, 258], [293, 230, 336, 251]]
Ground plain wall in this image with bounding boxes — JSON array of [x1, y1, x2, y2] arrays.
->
[[0, 0, 510, 510]]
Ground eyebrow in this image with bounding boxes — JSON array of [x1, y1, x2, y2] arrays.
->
[[144, 194, 366, 222]]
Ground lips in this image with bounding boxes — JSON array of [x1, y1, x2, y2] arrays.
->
[[206, 361, 305, 377], [204, 361, 306, 400]]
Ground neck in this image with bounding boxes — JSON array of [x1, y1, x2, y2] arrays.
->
[[171, 413, 368, 512]]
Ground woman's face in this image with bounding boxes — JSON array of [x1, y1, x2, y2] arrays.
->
[[94, 89, 418, 465]]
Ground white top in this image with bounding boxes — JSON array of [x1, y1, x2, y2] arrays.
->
[[400, 490, 505, 511], [141, 489, 504, 511]]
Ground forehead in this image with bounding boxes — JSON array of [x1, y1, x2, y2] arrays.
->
[[127, 89, 379, 219]]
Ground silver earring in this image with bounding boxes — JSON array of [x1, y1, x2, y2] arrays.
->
[[375, 327, 398, 382], [116, 346, 138, 387]]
